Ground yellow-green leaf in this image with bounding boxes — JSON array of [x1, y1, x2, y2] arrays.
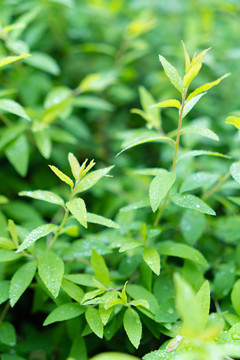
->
[[226, 116, 240, 130], [68, 153, 81, 180], [159, 55, 185, 94], [8, 219, 18, 247], [49, 165, 73, 188], [0, 54, 31, 68], [183, 62, 202, 88], [152, 99, 180, 109], [142, 248, 160, 275], [187, 73, 230, 101], [91, 249, 110, 287], [196, 280, 210, 329], [181, 41, 191, 73]]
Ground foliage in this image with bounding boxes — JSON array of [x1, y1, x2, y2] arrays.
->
[[1, 1, 240, 359]]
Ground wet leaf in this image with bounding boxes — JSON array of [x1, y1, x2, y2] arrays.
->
[[61, 279, 84, 302], [66, 198, 87, 228], [75, 166, 114, 194], [68, 153, 81, 180], [123, 307, 142, 348], [87, 212, 119, 229], [179, 126, 219, 141], [49, 165, 73, 187], [182, 93, 206, 118], [16, 224, 58, 252], [152, 99, 180, 109], [0, 281, 10, 305], [180, 172, 218, 193], [230, 162, 240, 184], [43, 303, 85, 326], [91, 249, 110, 287], [149, 171, 176, 212], [159, 55, 185, 93], [19, 190, 65, 207], [171, 194, 216, 215], [85, 307, 103, 338], [142, 248, 160, 275]]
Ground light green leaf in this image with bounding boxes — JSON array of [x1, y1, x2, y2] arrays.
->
[[61, 279, 84, 302], [0, 249, 21, 262], [43, 303, 85, 326], [119, 241, 142, 252], [19, 190, 65, 207], [226, 116, 240, 130], [85, 307, 103, 338], [142, 248, 160, 275], [187, 73, 230, 101], [24, 52, 60, 75], [157, 241, 208, 267], [64, 274, 95, 287], [171, 194, 216, 215], [0, 322, 16, 346], [126, 284, 159, 315], [8, 219, 18, 247], [38, 251, 64, 298], [149, 171, 176, 212], [49, 165, 74, 187], [68, 153, 81, 180], [159, 55, 185, 93], [139, 86, 160, 129], [183, 62, 202, 89], [5, 134, 29, 177], [117, 132, 174, 157], [10, 260, 37, 307], [34, 130, 52, 159], [230, 162, 240, 184], [0, 237, 15, 249], [91, 249, 110, 287], [231, 279, 240, 316], [87, 212, 119, 229], [228, 197, 240, 206], [152, 99, 181, 109], [78, 72, 115, 93], [123, 308, 142, 348], [180, 210, 205, 246], [90, 353, 140, 360], [178, 149, 230, 162], [182, 41, 191, 72], [180, 172, 218, 193], [74, 96, 114, 112], [0, 99, 30, 120], [0, 281, 10, 305], [81, 289, 105, 305], [196, 280, 210, 329], [179, 126, 219, 141], [75, 166, 114, 194], [66, 198, 87, 228], [0, 54, 31, 68], [214, 262, 235, 299], [120, 200, 149, 212], [0, 195, 8, 204], [16, 224, 58, 252], [182, 93, 206, 118], [0, 123, 27, 151]]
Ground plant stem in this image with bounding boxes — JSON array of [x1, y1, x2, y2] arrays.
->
[[154, 90, 187, 226], [0, 301, 10, 323], [202, 171, 231, 201]]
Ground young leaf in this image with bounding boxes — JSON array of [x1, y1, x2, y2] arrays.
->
[[91, 249, 110, 287], [181, 41, 191, 72], [187, 73, 230, 101], [19, 190, 65, 207], [0, 54, 31, 68], [75, 166, 114, 194], [66, 198, 87, 228], [43, 303, 85, 326], [38, 251, 64, 298], [149, 171, 176, 212], [171, 194, 216, 215], [0, 99, 30, 120], [85, 307, 103, 338], [8, 219, 18, 247], [142, 248, 160, 275], [183, 63, 202, 89], [123, 308, 142, 348], [159, 55, 185, 94], [196, 280, 210, 329], [151, 99, 180, 109], [68, 153, 81, 180], [226, 116, 240, 130], [231, 279, 240, 316], [16, 224, 58, 252], [87, 212, 119, 229], [49, 165, 73, 187], [10, 260, 37, 307], [139, 86, 160, 130], [182, 93, 206, 118], [230, 162, 240, 184], [0, 322, 16, 346]]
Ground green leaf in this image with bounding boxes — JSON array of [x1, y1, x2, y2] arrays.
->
[[0, 237, 15, 249], [49, 165, 74, 187], [180, 172, 218, 193], [10, 260, 37, 306], [157, 241, 208, 267], [91, 249, 110, 287], [85, 307, 103, 338], [0, 281, 10, 304], [152, 99, 181, 109], [171, 194, 216, 215], [43, 303, 85, 326], [159, 55, 185, 93], [126, 284, 159, 315], [5, 134, 29, 177], [87, 212, 119, 229], [178, 149, 230, 162], [139, 86, 160, 129], [149, 171, 176, 212], [66, 198, 87, 228], [231, 280, 240, 316], [64, 274, 95, 287], [179, 126, 219, 141], [8, 219, 18, 247], [181, 41, 191, 72], [182, 93, 206, 118], [187, 73, 230, 101], [142, 248, 160, 275], [214, 261, 235, 299], [0, 195, 8, 204], [0, 322, 16, 346], [119, 241, 142, 253], [117, 132, 175, 157], [75, 166, 114, 194], [90, 353, 140, 360], [68, 152, 81, 180], [16, 224, 58, 252], [61, 279, 84, 302], [123, 308, 142, 348], [81, 289, 105, 305], [69, 334, 87, 360], [0, 249, 21, 262], [74, 96, 114, 112], [24, 52, 60, 75], [0, 123, 27, 151], [180, 210, 205, 246], [78, 72, 115, 93], [0, 99, 30, 120], [155, 297, 178, 323], [38, 251, 64, 298], [19, 190, 65, 207], [33, 130, 52, 159], [0, 54, 31, 68], [183, 63, 202, 89], [196, 280, 210, 329], [226, 116, 240, 130], [230, 162, 240, 184]]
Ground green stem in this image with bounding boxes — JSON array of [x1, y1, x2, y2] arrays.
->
[[154, 90, 187, 226], [202, 172, 231, 201], [0, 301, 10, 323]]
